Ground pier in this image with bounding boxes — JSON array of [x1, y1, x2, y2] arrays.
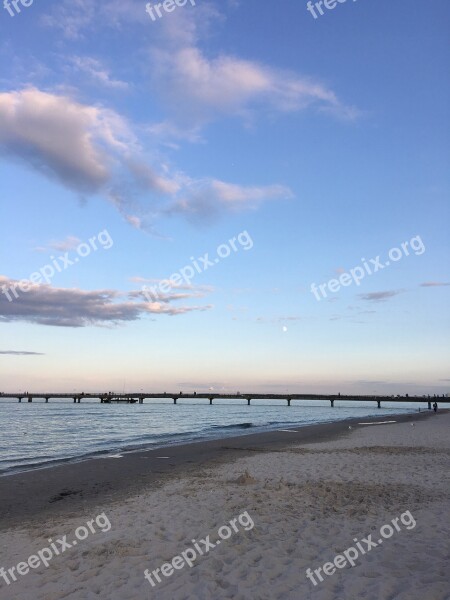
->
[[0, 392, 448, 410]]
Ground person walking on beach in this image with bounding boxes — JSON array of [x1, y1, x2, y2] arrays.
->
[[433, 401, 438, 413]]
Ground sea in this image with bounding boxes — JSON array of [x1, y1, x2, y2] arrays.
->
[[0, 398, 422, 475]]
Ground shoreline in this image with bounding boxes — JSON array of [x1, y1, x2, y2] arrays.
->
[[0, 403, 423, 478], [0, 410, 448, 599], [0, 408, 439, 530]]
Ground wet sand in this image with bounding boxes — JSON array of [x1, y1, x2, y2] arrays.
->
[[0, 410, 433, 527]]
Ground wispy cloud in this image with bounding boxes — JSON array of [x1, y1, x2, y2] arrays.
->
[[150, 45, 359, 134], [45, 2, 360, 131], [0, 350, 44, 355], [129, 289, 208, 304], [329, 308, 376, 322], [356, 380, 390, 386], [41, 0, 147, 39], [130, 277, 214, 292], [278, 316, 302, 322], [255, 315, 301, 324], [420, 282, 450, 287], [12, 3, 361, 229], [145, 4, 359, 133], [40, 0, 97, 40], [35, 236, 82, 253], [0, 276, 212, 327], [165, 179, 293, 221], [70, 57, 130, 90], [358, 290, 404, 302], [0, 88, 292, 228], [128, 279, 214, 304]]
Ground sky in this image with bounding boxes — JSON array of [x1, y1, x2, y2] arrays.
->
[[0, 0, 449, 394]]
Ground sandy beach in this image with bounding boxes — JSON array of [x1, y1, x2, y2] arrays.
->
[[0, 410, 449, 600], [2, 1, 448, 598]]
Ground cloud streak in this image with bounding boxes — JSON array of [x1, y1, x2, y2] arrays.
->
[[70, 56, 130, 90], [358, 290, 404, 302], [0, 351, 45, 355], [35, 236, 82, 253], [420, 282, 450, 287], [0, 276, 212, 327]]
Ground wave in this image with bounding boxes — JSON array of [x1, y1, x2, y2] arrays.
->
[[211, 422, 253, 430]]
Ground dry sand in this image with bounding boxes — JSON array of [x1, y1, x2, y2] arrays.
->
[[0, 411, 449, 599]]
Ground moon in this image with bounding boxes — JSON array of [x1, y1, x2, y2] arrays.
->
[[282, 326, 288, 332]]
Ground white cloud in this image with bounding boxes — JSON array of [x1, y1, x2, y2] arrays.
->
[[42, 1, 358, 130], [126, 159, 180, 195], [29, 3, 360, 228], [41, 0, 142, 40], [209, 180, 292, 206], [124, 215, 143, 230], [0, 88, 131, 193], [40, 0, 97, 40], [150, 46, 359, 130], [0, 88, 293, 227], [165, 178, 293, 220], [70, 57, 129, 90]]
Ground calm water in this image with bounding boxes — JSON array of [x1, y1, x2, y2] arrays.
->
[[0, 399, 420, 475]]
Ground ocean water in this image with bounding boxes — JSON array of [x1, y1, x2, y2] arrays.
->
[[0, 399, 421, 475]]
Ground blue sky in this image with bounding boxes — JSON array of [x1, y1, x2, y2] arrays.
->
[[0, 0, 449, 394]]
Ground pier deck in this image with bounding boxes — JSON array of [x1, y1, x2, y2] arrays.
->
[[0, 392, 448, 410]]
